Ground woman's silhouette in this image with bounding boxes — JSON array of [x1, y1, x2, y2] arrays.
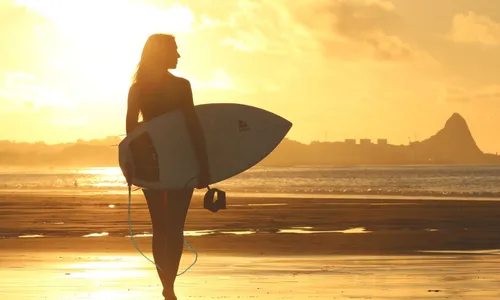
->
[[126, 33, 211, 300]]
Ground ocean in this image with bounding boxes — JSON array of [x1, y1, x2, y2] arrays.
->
[[0, 165, 499, 199]]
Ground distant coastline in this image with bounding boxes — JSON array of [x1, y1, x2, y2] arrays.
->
[[261, 113, 500, 166], [0, 113, 499, 167]]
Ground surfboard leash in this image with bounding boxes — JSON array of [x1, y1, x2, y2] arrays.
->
[[127, 185, 164, 273], [127, 185, 198, 276], [126, 174, 225, 276]]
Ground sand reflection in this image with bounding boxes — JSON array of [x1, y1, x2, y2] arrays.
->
[[278, 227, 372, 234], [1, 252, 500, 299], [83, 232, 109, 237], [65, 258, 146, 279], [220, 230, 256, 235]]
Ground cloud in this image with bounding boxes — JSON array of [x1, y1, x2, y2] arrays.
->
[[178, 0, 441, 105], [289, 0, 415, 61], [0, 2, 56, 73], [188, 0, 417, 65], [187, 68, 235, 91], [193, 1, 308, 56], [446, 11, 500, 46], [0, 71, 74, 110], [360, 31, 413, 61], [445, 84, 500, 103], [0, 70, 91, 141]]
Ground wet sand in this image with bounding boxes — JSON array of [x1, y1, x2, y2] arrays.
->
[[1, 193, 500, 299], [1, 251, 500, 299]]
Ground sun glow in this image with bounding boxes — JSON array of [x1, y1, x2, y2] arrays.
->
[[14, 0, 195, 94]]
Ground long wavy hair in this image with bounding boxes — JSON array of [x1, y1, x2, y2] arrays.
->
[[133, 33, 176, 85]]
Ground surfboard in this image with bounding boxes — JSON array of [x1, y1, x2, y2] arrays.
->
[[118, 103, 292, 189]]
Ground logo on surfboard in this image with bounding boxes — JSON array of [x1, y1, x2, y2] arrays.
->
[[238, 120, 250, 132]]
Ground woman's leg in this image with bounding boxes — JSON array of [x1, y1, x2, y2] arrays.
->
[[143, 188, 193, 299]]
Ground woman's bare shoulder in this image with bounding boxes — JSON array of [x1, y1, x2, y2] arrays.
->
[[170, 75, 192, 89], [129, 82, 141, 95]]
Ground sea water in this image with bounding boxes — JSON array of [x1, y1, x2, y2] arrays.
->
[[0, 165, 499, 199]]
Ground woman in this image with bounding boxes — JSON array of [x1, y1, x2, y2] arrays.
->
[[126, 33, 211, 300]]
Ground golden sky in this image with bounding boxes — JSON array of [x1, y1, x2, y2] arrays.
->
[[1, 0, 500, 153]]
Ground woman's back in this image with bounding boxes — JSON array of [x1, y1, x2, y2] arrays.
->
[[130, 75, 192, 123]]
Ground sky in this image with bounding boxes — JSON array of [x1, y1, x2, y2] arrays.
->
[[1, 0, 500, 153]]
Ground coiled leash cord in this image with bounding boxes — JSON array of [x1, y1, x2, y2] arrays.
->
[[127, 177, 226, 276]]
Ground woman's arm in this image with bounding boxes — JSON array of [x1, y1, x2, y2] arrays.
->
[[123, 85, 141, 186], [181, 81, 211, 186], [126, 85, 141, 135]]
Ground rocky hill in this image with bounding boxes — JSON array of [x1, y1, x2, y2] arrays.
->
[[409, 113, 484, 163]]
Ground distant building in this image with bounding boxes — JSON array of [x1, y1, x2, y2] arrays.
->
[[360, 139, 371, 145], [377, 139, 388, 145], [344, 139, 356, 145]]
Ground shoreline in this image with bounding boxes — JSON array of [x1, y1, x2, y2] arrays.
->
[[2, 188, 500, 202]]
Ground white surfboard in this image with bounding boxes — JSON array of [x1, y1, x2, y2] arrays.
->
[[118, 103, 292, 189]]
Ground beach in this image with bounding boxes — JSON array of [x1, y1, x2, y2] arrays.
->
[[1, 193, 500, 299]]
